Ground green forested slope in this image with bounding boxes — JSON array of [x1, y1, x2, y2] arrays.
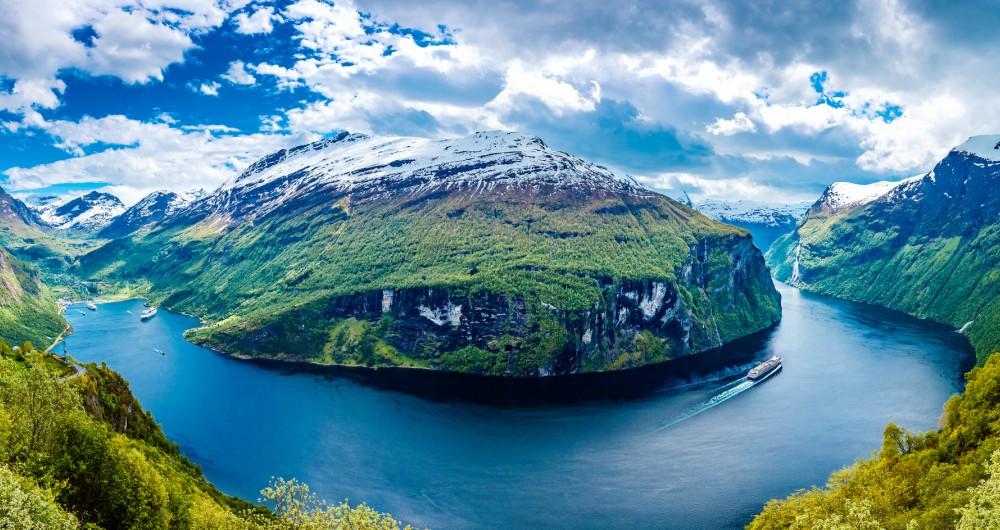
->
[[751, 350, 1000, 529], [755, 141, 1000, 527], [0, 341, 409, 529], [0, 248, 65, 346], [767, 147, 1000, 360]]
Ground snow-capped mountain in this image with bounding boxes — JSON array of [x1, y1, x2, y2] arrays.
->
[[81, 130, 781, 377], [98, 190, 194, 238], [767, 134, 1000, 358], [35, 191, 125, 232], [696, 199, 807, 228], [695, 199, 808, 250], [810, 174, 924, 215], [181, 130, 649, 225]]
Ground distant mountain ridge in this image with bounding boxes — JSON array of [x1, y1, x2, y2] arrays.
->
[[98, 190, 194, 239], [81, 130, 781, 376], [767, 134, 1000, 358], [695, 199, 808, 250]]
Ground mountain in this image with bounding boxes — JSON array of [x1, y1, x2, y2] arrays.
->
[[766, 135, 1000, 359], [36, 191, 125, 232], [0, 187, 44, 227], [0, 248, 64, 345], [81, 130, 781, 376], [0, 187, 91, 277], [98, 190, 191, 239], [695, 199, 808, 250]]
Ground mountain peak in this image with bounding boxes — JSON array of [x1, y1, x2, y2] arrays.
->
[[37, 190, 125, 231], [211, 131, 647, 223], [954, 134, 1000, 163], [98, 189, 189, 238], [812, 176, 922, 214]]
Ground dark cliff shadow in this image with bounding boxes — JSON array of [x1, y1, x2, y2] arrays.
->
[[243, 325, 780, 406]]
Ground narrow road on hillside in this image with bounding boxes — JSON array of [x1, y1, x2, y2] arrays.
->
[[45, 325, 71, 353]]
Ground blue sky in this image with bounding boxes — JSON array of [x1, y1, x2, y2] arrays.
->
[[1, 0, 997, 205]]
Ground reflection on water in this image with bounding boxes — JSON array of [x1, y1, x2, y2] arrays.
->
[[64, 283, 973, 529]]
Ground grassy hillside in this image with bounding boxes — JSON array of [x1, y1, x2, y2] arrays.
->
[[0, 248, 65, 346], [81, 185, 780, 375], [0, 340, 409, 529], [751, 349, 1000, 528]]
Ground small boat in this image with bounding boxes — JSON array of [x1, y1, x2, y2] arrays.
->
[[140, 307, 158, 321], [126, 310, 132, 314], [747, 355, 783, 382], [85, 302, 97, 311], [78, 310, 87, 316], [154, 348, 166, 356]]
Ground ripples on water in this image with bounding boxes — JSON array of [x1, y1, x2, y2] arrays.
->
[[64, 283, 973, 529]]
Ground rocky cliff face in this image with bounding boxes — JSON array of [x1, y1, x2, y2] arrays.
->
[[189, 232, 778, 376]]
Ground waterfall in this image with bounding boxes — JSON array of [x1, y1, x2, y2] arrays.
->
[[789, 242, 802, 284]]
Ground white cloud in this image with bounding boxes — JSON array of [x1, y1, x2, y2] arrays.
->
[[233, 6, 279, 34], [222, 60, 257, 85], [4, 115, 307, 194], [706, 112, 756, 136], [250, 62, 303, 88], [84, 8, 194, 83], [0, 0, 243, 115], [198, 81, 221, 96], [488, 60, 601, 116], [634, 171, 816, 204]]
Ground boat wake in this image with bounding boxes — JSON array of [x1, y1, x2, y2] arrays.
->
[[654, 378, 756, 432]]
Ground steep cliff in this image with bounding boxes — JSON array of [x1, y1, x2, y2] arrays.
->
[[82, 131, 781, 376]]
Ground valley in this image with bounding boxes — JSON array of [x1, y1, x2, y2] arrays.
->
[[60, 285, 971, 528], [0, 130, 994, 529]]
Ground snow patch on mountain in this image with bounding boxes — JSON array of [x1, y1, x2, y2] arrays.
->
[[814, 174, 925, 213], [222, 130, 646, 196], [98, 190, 198, 238], [955, 135, 1000, 163], [696, 199, 808, 227]]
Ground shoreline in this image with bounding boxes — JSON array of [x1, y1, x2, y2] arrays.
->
[[66, 298, 784, 404]]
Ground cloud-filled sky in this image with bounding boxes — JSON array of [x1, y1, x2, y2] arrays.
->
[[0, 0, 997, 205]]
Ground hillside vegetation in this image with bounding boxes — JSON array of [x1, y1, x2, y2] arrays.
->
[[0, 249, 65, 346], [0, 340, 409, 529], [751, 349, 1000, 528], [79, 133, 781, 376], [767, 149, 999, 360]]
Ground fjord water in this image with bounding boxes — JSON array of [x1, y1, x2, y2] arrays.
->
[[64, 283, 972, 529]]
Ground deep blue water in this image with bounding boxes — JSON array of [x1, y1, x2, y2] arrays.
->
[[63, 283, 973, 529]]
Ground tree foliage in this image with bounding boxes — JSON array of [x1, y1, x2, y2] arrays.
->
[[750, 351, 1000, 529], [0, 340, 411, 529]]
